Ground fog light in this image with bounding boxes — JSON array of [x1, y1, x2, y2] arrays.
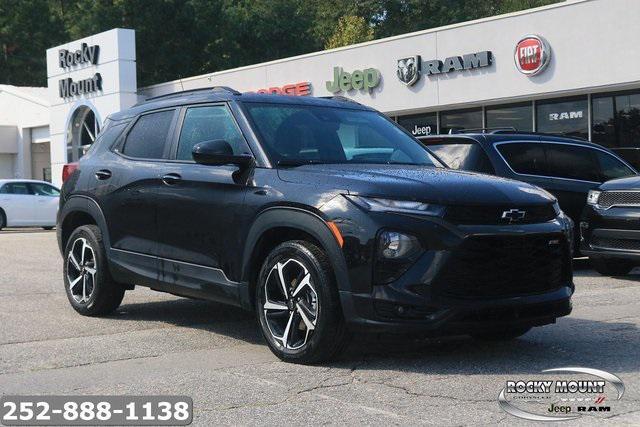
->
[[379, 231, 421, 259]]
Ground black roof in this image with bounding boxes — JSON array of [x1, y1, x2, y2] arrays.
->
[[109, 86, 373, 121], [418, 131, 608, 150]]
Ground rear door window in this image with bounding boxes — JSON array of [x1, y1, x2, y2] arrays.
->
[[422, 139, 494, 174], [0, 182, 32, 195], [497, 142, 547, 176], [122, 110, 176, 159], [544, 143, 600, 182]]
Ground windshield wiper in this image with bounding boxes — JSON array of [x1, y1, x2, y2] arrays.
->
[[277, 159, 326, 167]]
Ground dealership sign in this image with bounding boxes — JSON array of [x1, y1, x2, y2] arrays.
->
[[514, 35, 551, 76], [396, 51, 493, 86], [326, 67, 381, 93], [252, 82, 312, 96], [57, 43, 103, 99]]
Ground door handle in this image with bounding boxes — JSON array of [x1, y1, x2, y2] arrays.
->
[[95, 169, 112, 180], [162, 173, 182, 185]]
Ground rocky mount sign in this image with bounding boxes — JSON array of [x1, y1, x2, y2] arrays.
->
[[58, 43, 103, 99]]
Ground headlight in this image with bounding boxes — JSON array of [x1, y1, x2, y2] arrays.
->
[[587, 190, 601, 206], [345, 195, 445, 217]]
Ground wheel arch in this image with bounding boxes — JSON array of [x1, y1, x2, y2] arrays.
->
[[58, 196, 110, 254], [239, 207, 350, 309]]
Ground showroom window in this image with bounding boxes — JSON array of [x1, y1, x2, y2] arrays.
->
[[397, 113, 438, 138], [485, 102, 533, 132], [591, 90, 640, 169], [536, 96, 588, 139], [440, 108, 482, 134]]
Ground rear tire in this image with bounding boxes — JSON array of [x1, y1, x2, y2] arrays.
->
[[471, 327, 532, 341], [590, 258, 634, 276], [256, 240, 349, 364], [0, 210, 5, 231], [63, 225, 125, 316], [43, 226, 54, 230]]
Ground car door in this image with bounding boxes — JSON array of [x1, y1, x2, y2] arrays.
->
[[154, 104, 252, 303], [28, 182, 60, 226], [0, 182, 36, 226], [99, 109, 179, 258]]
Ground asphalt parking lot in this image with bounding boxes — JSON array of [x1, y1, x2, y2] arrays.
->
[[0, 230, 638, 425]]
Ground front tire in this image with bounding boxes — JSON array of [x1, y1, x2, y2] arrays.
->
[[0, 210, 5, 231], [256, 240, 348, 364], [63, 225, 125, 316], [590, 258, 634, 276]]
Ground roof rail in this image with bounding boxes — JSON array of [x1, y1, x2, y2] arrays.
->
[[490, 129, 589, 141], [145, 86, 241, 102], [451, 127, 517, 134], [319, 96, 362, 105]]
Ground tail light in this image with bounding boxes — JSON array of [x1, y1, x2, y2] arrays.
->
[[62, 162, 79, 183]]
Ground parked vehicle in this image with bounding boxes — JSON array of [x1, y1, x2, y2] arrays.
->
[[580, 175, 640, 275], [419, 131, 637, 253], [57, 88, 574, 363], [0, 179, 59, 230]]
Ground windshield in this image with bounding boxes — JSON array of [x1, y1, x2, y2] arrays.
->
[[421, 139, 494, 174], [243, 102, 443, 167]]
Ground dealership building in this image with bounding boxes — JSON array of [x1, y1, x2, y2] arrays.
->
[[1, 0, 639, 186]]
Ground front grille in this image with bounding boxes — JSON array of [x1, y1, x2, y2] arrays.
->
[[445, 204, 557, 225], [591, 236, 640, 252], [434, 233, 568, 299], [598, 191, 640, 209]]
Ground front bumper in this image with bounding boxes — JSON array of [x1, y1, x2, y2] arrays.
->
[[580, 205, 640, 260], [332, 207, 574, 334]]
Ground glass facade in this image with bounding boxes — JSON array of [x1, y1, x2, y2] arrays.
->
[[485, 102, 533, 131], [592, 91, 640, 168], [394, 89, 640, 168], [536, 97, 588, 139], [397, 113, 437, 137], [440, 108, 482, 134]]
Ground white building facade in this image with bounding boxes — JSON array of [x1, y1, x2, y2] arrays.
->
[[3, 0, 638, 187]]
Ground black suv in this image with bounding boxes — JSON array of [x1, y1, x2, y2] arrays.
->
[[419, 131, 637, 252], [58, 88, 574, 363], [581, 175, 640, 275]]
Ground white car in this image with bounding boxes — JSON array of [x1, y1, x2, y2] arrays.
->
[[0, 179, 60, 230]]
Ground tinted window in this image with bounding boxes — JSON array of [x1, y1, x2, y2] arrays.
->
[[122, 110, 175, 159], [177, 106, 246, 160], [536, 97, 588, 139], [544, 144, 599, 181], [485, 102, 533, 132], [595, 151, 635, 181], [424, 140, 494, 174], [29, 182, 60, 196], [244, 103, 442, 167], [0, 182, 32, 195], [497, 143, 547, 176]]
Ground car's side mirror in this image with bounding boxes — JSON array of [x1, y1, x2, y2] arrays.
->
[[192, 139, 254, 168]]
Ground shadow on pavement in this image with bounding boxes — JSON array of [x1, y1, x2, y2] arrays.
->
[[108, 293, 639, 375]]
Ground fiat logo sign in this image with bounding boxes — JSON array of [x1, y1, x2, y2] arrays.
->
[[514, 35, 551, 76]]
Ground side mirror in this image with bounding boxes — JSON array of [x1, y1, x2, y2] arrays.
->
[[192, 139, 254, 168]]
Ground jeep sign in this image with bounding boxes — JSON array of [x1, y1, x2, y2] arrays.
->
[[326, 67, 381, 94]]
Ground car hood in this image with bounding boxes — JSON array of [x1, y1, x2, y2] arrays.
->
[[278, 164, 556, 206], [600, 175, 640, 191]]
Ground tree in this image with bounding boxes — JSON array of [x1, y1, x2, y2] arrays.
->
[[0, 0, 66, 86], [325, 15, 374, 50]]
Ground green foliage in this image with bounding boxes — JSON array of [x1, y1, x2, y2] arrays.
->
[[325, 15, 374, 50], [0, 0, 561, 88]]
